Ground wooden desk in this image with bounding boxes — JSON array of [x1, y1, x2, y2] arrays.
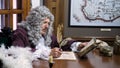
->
[[33, 50, 120, 68]]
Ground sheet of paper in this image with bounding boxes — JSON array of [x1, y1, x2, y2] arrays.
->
[[54, 51, 76, 61]]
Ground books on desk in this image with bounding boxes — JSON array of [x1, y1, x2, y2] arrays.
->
[[54, 38, 97, 60], [54, 51, 76, 61]]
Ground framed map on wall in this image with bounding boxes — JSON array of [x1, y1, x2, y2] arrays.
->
[[69, 0, 120, 27]]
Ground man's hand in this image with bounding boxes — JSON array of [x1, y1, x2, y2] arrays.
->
[[77, 42, 88, 51], [50, 47, 62, 58]]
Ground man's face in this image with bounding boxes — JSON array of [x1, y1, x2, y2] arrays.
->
[[40, 18, 50, 35]]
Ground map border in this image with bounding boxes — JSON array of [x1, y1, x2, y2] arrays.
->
[[68, 0, 120, 28]]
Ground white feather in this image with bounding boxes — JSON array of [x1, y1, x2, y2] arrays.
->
[[0, 45, 34, 68]]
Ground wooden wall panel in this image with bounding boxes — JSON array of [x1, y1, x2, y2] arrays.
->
[[44, 0, 65, 42]]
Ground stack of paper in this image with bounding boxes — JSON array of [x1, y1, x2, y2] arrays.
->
[[54, 51, 76, 61]]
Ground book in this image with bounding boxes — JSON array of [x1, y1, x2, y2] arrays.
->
[[77, 38, 97, 57]]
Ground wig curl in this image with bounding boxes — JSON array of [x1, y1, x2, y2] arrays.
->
[[18, 6, 54, 47]]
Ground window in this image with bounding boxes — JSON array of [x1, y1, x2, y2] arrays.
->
[[0, 0, 31, 31]]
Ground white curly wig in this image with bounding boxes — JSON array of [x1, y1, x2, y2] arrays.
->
[[18, 6, 54, 47]]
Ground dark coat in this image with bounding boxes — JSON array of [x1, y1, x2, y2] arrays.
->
[[12, 27, 75, 51]]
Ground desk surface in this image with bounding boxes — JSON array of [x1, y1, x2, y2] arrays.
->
[[33, 50, 120, 68]]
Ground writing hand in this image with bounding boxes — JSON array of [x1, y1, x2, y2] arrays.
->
[[50, 47, 62, 58]]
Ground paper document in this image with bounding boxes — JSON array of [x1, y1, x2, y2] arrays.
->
[[54, 51, 76, 61]]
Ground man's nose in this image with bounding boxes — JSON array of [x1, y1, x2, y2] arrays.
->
[[45, 23, 49, 28]]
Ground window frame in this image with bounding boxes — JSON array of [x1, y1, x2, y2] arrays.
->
[[0, 0, 31, 30]]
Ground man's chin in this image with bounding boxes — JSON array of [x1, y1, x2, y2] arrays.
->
[[41, 32, 46, 36]]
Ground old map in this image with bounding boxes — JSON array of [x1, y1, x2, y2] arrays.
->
[[70, 0, 120, 27]]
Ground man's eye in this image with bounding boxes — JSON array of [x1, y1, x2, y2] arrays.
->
[[44, 22, 47, 23], [48, 22, 50, 25], [43, 21, 50, 25]]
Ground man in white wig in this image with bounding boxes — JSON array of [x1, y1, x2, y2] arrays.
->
[[9, 6, 87, 67], [12, 5, 88, 60]]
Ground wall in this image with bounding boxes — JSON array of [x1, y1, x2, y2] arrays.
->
[[64, 0, 120, 41], [31, 0, 43, 8]]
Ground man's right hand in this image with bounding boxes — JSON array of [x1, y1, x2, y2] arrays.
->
[[50, 47, 62, 58]]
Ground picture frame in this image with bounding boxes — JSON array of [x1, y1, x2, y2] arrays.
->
[[68, 0, 120, 28]]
